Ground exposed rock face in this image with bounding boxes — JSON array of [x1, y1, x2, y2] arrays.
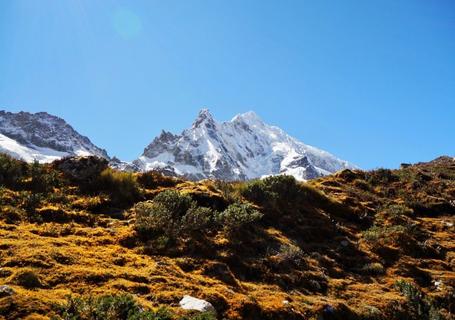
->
[[134, 109, 355, 181], [0, 111, 108, 162]]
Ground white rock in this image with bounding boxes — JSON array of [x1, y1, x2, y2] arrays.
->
[[0, 285, 14, 297], [179, 295, 215, 313], [340, 240, 349, 247]]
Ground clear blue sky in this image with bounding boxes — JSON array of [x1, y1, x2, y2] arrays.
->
[[0, 1, 454, 168]]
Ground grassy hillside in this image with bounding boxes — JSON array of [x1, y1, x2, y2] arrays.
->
[[0, 155, 454, 319]]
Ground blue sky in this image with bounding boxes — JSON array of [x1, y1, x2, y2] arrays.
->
[[0, 0, 454, 168]]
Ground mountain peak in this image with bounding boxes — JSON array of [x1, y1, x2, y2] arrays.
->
[[232, 111, 263, 125], [0, 110, 109, 162], [192, 108, 215, 128], [136, 110, 355, 180]]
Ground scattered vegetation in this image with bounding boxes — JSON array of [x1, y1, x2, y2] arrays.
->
[[53, 294, 172, 320], [0, 155, 454, 319]]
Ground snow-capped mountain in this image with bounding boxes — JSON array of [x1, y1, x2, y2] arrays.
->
[[0, 111, 108, 162], [134, 109, 355, 180]]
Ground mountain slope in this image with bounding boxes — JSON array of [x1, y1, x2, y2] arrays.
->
[[0, 111, 108, 162], [0, 156, 453, 319], [134, 109, 354, 180]]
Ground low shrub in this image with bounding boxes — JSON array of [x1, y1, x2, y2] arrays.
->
[[21, 192, 44, 222], [28, 160, 62, 193], [180, 205, 214, 234], [217, 202, 263, 233], [0, 153, 27, 188], [152, 190, 192, 219], [361, 262, 385, 275], [135, 190, 215, 241], [241, 175, 301, 209], [274, 243, 306, 268], [395, 280, 444, 320], [53, 294, 173, 320], [362, 225, 408, 244], [135, 201, 176, 238], [97, 168, 142, 206], [241, 175, 338, 217]]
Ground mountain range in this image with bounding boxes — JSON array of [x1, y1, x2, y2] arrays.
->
[[0, 109, 355, 180]]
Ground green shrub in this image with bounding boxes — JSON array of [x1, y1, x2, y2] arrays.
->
[[135, 190, 215, 241], [0, 153, 27, 188], [366, 168, 399, 185], [28, 160, 61, 193], [135, 201, 177, 238], [217, 201, 263, 233], [152, 190, 193, 219], [241, 175, 335, 216], [98, 168, 142, 206], [180, 205, 214, 234], [395, 280, 444, 320], [53, 294, 173, 320], [274, 243, 306, 267], [362, 225, 407, 244], [21, 192, 44, 222], [361, 262, 385, 275], [241, 175, 301, 210]]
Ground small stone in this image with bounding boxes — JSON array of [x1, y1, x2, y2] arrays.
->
[[0, 285, 15, 297], [340, 240, 349, 247], [179, 295, 215, 313]]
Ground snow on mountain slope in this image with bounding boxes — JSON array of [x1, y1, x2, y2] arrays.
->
[[134, 109, 355, 180], [0, 111, 108, 162]]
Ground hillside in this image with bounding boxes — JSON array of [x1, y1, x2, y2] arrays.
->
[[0, 155, 454, 320]]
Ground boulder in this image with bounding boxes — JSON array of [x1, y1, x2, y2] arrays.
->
[[0, 285, 15, 298], [179, 295, 215, 313]]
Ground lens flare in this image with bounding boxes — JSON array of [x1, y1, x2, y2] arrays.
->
[[112, 8, 142, 39]]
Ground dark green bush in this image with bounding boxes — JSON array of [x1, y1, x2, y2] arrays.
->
[[0, 154, 27, 188], [241, 175, 301, 210], [217, 201, 263, 233], [180, 205, 214, 234], [135, 201, 176, 238], [21, 192, 44, 222], [135, 190, 215, 241], [53, 294, 173, 320], [152, 190, 193, 219], [28, 160, 62, 193], [395, 280, 444, 320], [241, 175, 337, 217]]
